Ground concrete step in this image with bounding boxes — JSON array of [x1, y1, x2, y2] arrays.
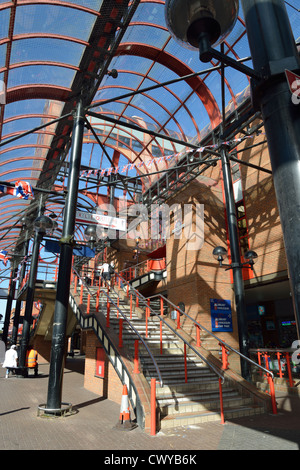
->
[[159, 394, 254, 417], [159, 404, 266, 429]]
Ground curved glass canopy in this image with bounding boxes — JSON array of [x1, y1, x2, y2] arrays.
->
[[0, 0, 299, 268]]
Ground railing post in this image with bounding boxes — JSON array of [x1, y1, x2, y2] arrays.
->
[[176, 308, 180, 329], [134, 340, 140, 374], [264, 353, 270, 371], [150, 378, 156, 436], [277, 351, 284, 378], [119, 318, 123, 348], [267, 373, 278, 415], [220, 343, 229, 370], [257, 351, 262, 376], [74, 274, 77, 293], [196, 325, 201, 347], [106, 299, 110, 328], [87, 293, 90, 314], [80, 283, 83, 303], [219, 378, 225, 424], [160, 297, 163, 355], [146, 298, 150, 338], [184, 343, 188, 383], [96, 289, 99, 313], [285, 352, 294, 387]]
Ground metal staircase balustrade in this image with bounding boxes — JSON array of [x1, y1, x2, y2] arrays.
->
[[70, 269, 163, 432], [114, 273, 277, 416], [148, 294, 275, 379], [73, 270, 230, 426]]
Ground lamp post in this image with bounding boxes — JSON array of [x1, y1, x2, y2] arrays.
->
[[165, 0, 300, 375], [18, 214, 54, 373], [46, 99, 85, 413], [85, 224, 98, 250], [213, 246, 258, 271]]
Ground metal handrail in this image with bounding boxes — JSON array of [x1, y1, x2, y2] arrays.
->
[[114, 272, 225, 383], [72, 268, 164, 387], [148, 293, 274, 380]]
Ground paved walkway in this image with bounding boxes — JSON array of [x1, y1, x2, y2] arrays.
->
[[1, 355, 300, 453]]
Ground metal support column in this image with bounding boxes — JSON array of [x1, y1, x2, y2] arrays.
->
[[220, 146, 250, 380], [18, 230, 43, 371], [46, 100, 85, 412], [241, 0, 300, 339], [11, 238, 30, 345], [2, 264, 19, 345]]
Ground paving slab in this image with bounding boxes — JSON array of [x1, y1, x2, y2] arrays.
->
[[0, 355, 299, 454]]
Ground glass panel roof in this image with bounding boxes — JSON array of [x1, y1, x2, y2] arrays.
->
[[0, 0, 299, 269]]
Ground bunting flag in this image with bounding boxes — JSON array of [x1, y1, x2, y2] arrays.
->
[[0, 181, 34, 200], [78, 135, 258, 180], [0, 250, 8, 266], [14, 181, 34, 200]]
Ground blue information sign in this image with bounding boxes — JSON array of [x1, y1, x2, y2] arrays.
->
[[44, 240, 95, 258], [210, 298, 233, 332]]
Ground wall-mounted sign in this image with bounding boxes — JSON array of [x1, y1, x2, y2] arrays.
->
[[75, 210, 126, 231], [210, 298, 233, 332], [44, 240, 95, 258]]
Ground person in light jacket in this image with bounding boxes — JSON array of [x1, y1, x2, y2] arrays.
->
[[2, 345, 18, 378]]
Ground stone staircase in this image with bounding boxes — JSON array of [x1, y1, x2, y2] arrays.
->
[[75, 282, 271, 429]]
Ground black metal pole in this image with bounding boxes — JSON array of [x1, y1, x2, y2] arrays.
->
[[2, 264, 18, 345], [241, 0, 300, 340], [46, 99, 85, 412], [220, 146, 251, 380], [11, 238, 30, 345], [18, 230, 43, 371]]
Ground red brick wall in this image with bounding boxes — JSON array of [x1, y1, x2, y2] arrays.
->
[[84, 330, 123, 404]]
